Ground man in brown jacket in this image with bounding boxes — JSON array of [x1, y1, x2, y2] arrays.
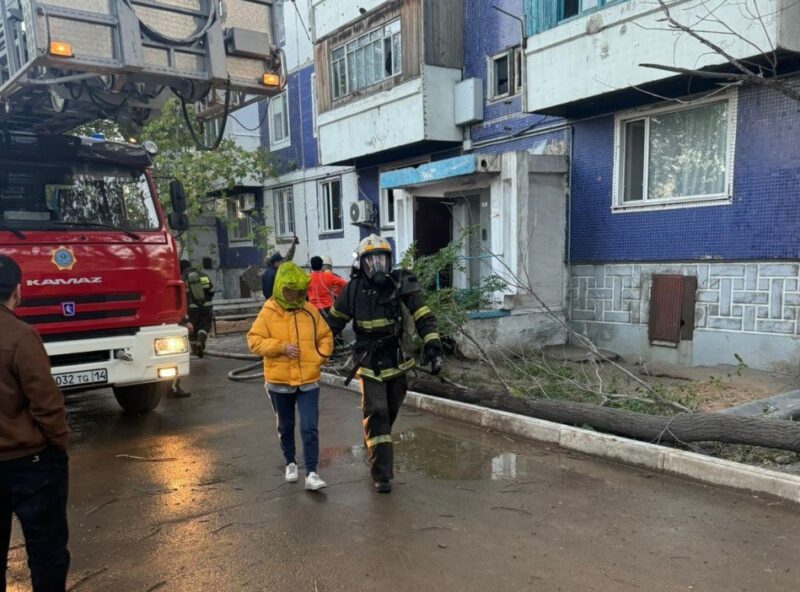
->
[[0, 255, 70, 591]]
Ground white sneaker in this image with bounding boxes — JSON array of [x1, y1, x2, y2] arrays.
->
[[305, 472, 327, 491], [285, 463, 299, 483]]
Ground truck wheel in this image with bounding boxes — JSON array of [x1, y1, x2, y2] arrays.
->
[[113, 382, 168, 414]]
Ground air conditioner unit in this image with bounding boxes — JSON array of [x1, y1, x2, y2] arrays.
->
[[349, 200, 375, 226], [240, 194, 257, 213]]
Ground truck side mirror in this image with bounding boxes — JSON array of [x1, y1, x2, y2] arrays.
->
[[168, 212, 189, 232], [170, 180, 187, 213]]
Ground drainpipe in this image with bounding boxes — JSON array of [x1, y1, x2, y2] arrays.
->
[[566, 124, 574, 330]]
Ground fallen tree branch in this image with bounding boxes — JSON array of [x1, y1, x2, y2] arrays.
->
[[410, 378, 800, 453]]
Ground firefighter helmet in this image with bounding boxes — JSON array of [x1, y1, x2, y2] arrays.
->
[[357, 234, 392, 281]]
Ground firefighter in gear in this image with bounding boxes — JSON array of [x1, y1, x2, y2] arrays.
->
[[181, 260, 215, 357], [328, 235, 443, 493]]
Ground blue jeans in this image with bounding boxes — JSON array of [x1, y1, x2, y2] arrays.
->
[[268, 388, 320, 474], [0, 446, 70, 592]]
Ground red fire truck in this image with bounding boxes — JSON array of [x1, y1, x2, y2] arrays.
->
[[0, 0, 283, 412]]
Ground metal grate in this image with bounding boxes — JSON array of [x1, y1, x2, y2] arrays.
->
[[50, 350, 111, 368]]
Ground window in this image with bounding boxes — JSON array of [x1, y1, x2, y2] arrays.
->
[[489, 46, 522, 101], [203, 117, 223, 147], [220, 195, 253, 242], [527, 0, 623, 34], [5, 165, 161, 232], [319, 178, 343, 232], [269, 90, 290, 149], [331, 19, 402, 100], [560, 0, 605, 22], [615, 96, 736, 209], [381, 188, 396, 228], [273, 187, 295, 238]]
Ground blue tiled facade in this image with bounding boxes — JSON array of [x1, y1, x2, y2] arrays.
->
[[259, 64, 319, 173], [570, 83, 800, 263], [464, 0, 559, 146], [221, 64, 319, 269]]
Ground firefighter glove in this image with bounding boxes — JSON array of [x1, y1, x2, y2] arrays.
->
[[424, 343, 444, 376]]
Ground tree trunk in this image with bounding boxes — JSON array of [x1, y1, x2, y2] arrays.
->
[[408, 378, 800, 453]]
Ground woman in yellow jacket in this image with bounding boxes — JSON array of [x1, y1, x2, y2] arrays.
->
[[247, 262, 333, 491]]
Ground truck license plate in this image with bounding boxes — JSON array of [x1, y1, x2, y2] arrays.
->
[[53, 369, 108, 388]]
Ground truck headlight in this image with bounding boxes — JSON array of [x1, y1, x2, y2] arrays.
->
[[154, 336, 188, 356]]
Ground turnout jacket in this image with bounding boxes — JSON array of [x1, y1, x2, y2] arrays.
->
[[183, 269, 215, 309], [328, 270, 441, 382]]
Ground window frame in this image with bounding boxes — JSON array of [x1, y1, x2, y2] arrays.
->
[[487, 45, 522, 102], [558, 0, 611, 24], [319, 177, 344, 234], [220, 195, 253, 244], [383, 188, 396, 229], [379, 157, 429, 230], [330, 18, 403, 101], [203, 117, 224, 147], [269, 90, 291, 150], [273, 186, 295, 239], [612, 92, 738, 213]]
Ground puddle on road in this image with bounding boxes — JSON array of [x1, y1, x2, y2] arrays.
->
[[319, 427, 547, 481]]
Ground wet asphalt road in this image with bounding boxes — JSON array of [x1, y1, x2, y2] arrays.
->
[[7, 356, 800, 591]]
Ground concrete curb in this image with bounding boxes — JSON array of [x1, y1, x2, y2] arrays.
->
[[321, 373, 800, 504]]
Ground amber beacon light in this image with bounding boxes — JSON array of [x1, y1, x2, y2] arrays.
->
[[49, 41, 74, 57], [262, 73, 281, 88]]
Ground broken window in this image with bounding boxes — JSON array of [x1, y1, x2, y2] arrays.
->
[[489, 46, 522, 100], [330, 19, 402, 100]]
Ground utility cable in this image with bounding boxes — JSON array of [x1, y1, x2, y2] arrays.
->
[[227, 97, 271, 132], [290, 0, 313, 44], [177, 78, 232, 151]]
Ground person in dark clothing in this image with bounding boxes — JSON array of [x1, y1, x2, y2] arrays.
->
[[327, 235, 443, 494], [181, 260, 215, 358], [0, 255, 71, 591], [262, 236, 299, 299]]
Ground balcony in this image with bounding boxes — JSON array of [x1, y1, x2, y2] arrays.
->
[[312, 0, 464, 165], [524, 0, 800, 115]]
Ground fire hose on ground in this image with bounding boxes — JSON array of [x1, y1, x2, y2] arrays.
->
[[202, 350, 263, 381], [203, 348, 355, 382]]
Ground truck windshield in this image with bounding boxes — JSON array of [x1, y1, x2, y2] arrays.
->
[[0, 162, 160, 232]]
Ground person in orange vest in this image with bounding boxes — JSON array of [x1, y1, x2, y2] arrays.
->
[[307, 256, 347, 315]]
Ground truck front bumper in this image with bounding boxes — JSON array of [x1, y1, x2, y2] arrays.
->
[[44, 325, 191, 390]]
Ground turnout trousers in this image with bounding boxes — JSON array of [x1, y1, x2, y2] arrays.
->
[[360, 375, 407, 483], [188, 306, 213, 352]]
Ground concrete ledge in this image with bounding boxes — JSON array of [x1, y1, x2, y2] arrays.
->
[[322, 372, 800, 504]]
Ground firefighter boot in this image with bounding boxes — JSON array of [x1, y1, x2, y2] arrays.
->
[[197, 330, 208, 358], [374, 481, 392, 493]]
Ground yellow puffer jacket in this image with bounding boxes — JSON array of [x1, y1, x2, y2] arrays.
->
[[247, 264, 333, 386]]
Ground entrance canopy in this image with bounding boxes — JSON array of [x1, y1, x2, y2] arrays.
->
[[380, 154, 500, 191]]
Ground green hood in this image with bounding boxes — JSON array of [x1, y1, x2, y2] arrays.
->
[[273, 262, 310, 309]]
